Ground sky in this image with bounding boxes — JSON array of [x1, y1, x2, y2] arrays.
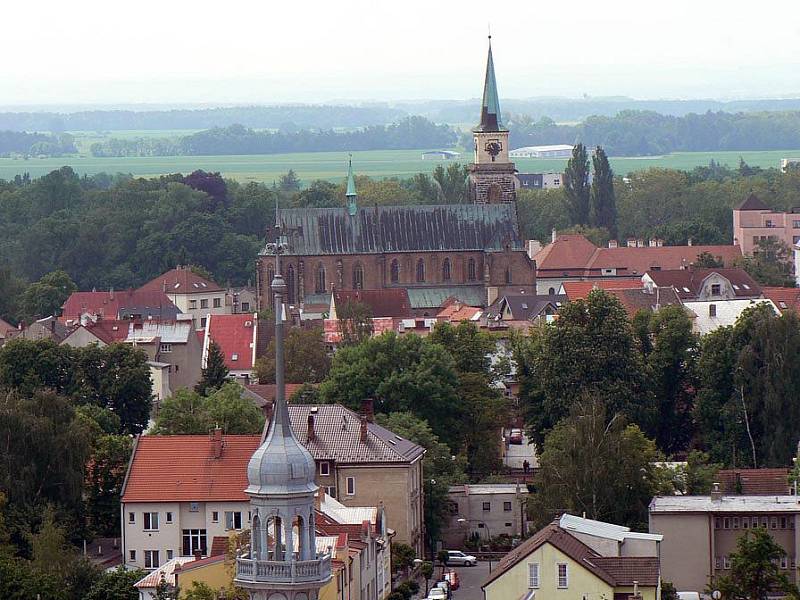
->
[[2, 0, 800, 106]]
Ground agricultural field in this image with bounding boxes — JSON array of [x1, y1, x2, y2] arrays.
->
[[0, 147, 796, 184]]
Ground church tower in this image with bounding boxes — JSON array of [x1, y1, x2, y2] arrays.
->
[[469, 37, 517, 204], [235, 226, 331, 599]]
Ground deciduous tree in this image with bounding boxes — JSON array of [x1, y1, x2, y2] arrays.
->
[[255, 327, 330, 384]]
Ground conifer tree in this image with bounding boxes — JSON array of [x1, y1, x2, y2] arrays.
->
[[195, 340, 229, 395], [564, 143, 591, 226], [591, 146, 618, 237]]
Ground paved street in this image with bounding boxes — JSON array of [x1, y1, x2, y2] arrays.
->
[[449, 561, 491, 600]]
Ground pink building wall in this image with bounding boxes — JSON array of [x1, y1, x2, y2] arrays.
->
[[733, 207, 800, 255]]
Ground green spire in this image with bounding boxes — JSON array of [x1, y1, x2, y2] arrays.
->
[[474, 36, 505, 132], [346, 154, 357, 216]]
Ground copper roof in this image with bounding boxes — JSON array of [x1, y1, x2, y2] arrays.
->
[[483, 523, 659, 590]]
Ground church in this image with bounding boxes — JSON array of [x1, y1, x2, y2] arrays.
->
[[256, 39, 536, 313]]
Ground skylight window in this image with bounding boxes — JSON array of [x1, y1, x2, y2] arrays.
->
[[521, 303, 528, 309], [173, 283, 180, 289], [683, 287, 691, 293], [231, 353, 239, 361], [732, 284, 740, 290], [742, 284, 750, 290], [780, 301, 788, 309]]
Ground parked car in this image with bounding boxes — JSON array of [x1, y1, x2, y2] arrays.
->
[[509, 428, 523, 444], [426, 588, 447, 600], [435, 580, 452, 599], [445, 550, 478, 566], [444, 569, 460, 590]]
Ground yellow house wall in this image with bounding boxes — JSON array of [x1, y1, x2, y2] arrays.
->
[[175, 559, 230, 597], [485, 543, 658, 600]]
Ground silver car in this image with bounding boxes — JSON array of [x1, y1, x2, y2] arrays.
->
[[446, 550, 477, 566]]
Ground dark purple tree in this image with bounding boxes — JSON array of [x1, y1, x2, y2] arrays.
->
[[183, 170, 228, 209]]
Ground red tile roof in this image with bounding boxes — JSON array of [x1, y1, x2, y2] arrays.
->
[[561, 280, 644, 301], [205, 314, 257, 370], [535, 234, 742, 278], [61, 290, 179, 321], [762, 287, 800, 312], [138, 266, 223, 294], [121, 435, 260, 503], [483, 523, 659, 590], [332, 289, 412, 319], [84, 319, 131, 344], [737, 193, 769, 211], [717, 468, 791, 495]]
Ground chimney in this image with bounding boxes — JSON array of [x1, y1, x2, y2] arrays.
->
[[551, 228, 557, 244], [633, 581, 639, 597], [636, 238, 644, 248], [627, 238, 637, 248], [649, 239, 657, 247], [360, 415, 368, 443], [193, 549, 202, 561], [98, 544, 103, 556], [211, 427, 223, 459], [109, 286, 115, 300], [608, 239, 618, 248], [361, 398, 375, 423], [316, 485, 326, 510], [657, 238, 664, 247], [687, 237, 693, 246], [711, 482, 722, 502], [307, 414, 316, 441]]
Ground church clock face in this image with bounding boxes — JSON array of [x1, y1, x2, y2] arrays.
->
[[485, 139, 502, 161]]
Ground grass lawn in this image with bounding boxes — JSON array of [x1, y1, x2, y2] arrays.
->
[[0, 148, 796, 184]]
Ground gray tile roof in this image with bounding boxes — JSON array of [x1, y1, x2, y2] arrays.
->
[[265, 204, 523, 256], [285, 404, 425, 464]]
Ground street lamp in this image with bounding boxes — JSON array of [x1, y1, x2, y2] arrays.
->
[[457, 518, 493, 572]]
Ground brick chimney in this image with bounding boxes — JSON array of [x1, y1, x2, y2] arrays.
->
[[308, 413, 316, 441], [193, 549, 202, 561], [316, 486, 326, 510], [711, 482, 722, 502], [360, 414, 368, 443], [211, 427, 223, 459], [361, 398, 374, 423]]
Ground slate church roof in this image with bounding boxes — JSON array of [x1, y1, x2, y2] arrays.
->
[[265, 204, 523, 256]]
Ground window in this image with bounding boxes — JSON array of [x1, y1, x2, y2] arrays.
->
[[225, 511, 243, 530], [189, 299, 197, 309], [771, 517, 778, 529], [766, 219, 774, 228], [145, 550, 160, 569], [129, 550, 136, 561], [467, 258, 476, 281], [503, 501, 513, 512], [743, 518, 749, 529], [793, 220, 800, 228], [505, 268, 512, 284], [442, 258, 451, 282], [286, 265, 296, 303], [211, 511, 219, 522], [325, 486, 337, 498], [346, 477, 356, 496], [781, 516, 788, 529], [715, 517, 722, 529], [715, 556, 721, 569], [723, 517, 730, 529], [128, 512, 135, 524], [711, 283, 722, 296], [143, 512, 159, 531], [200, 317, 207, 328], [165, 512, 173, 524], [482, 502, 491, 511], [447, 502, 459, 515], [166, 549, 173, 560], [159, 343, 172, 353], [416, 259, 425, 283], [762, 516, 769, 528], [213, 298, 221, 308], [723, 556, 731, 570], [505, 522, 513, 527], [732, 517, 739, 529], [182, 529, 207, 556], [528, 563, 540, 588], [557, 563, 568, 588], [319, 461, 330, 476], [200, 299, 209, 309], [353, 264, 364, 290], [390, 259, 400, 284], [241, 302, 250, 312], [316, 265, 326, 294], [231, 353, 239, 361]]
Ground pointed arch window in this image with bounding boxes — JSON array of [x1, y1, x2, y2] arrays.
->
[[390, 259, 400, 284], [442, 258, 451, 282], [468, 258, 477, 281], [267, 265, 275, 285], [315, 264, 326, 294], [416, 258, 425, 283], [505, 267, 512, 284], [353, 263, 364, 290], [286, 265, 296, 303]]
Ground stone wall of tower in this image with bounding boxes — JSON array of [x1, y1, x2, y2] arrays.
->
[[469, 169, 517, 204]]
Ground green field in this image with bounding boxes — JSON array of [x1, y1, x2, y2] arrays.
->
[[0, 148, 797, 184]]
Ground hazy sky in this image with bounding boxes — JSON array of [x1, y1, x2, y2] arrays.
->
[[3, 0, 800, 106]]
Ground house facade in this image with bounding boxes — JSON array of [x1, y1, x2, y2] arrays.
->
[[732, 193, 800, 255], [441, 484, 529, 548], [138, 266, 229, 329]]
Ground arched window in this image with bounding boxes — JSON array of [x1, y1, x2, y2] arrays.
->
[[505, 267, 512, 284], [286, 265, 295, 303], [353, 263, 364, 290], [548, 287, 556, 295], [267, 265, 275, 285], [251, 514, 261, 557], [467, 258, 476, 281], [315, 265, 326, 294], [390, 259, 400, 284], [416, 258, 425, 283], [292, 515, 305, 560], [442, 258, 451, 282]]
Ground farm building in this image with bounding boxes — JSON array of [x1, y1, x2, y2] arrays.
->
[[516, 172, 563, 189], [421, 150, 461, 160], [509, 144, 574, 158]]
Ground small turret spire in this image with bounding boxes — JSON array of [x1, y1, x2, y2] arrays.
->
[[474, 35, 505, 133], [346, 154, 357, 216]]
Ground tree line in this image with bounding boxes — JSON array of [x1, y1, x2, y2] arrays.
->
[[0, 131, 75, 157], [89, 117, 458, 157], [458, 110, 800, 156]]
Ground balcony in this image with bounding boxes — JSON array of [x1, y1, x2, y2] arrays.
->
[[235, 553, 332, 586]]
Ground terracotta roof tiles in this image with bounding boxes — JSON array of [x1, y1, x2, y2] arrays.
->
[[205, 313, 257, 370], [717, 468, 791, 495], [138, 267, 223, 294], [332, 289, 412, 319]]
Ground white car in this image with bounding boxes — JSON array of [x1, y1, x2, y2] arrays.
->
[[426, 589, 447, 600], [446, 550, 478, 566]]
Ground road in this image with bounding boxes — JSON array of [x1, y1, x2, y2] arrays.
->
[[449, 561, 491, 600]]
